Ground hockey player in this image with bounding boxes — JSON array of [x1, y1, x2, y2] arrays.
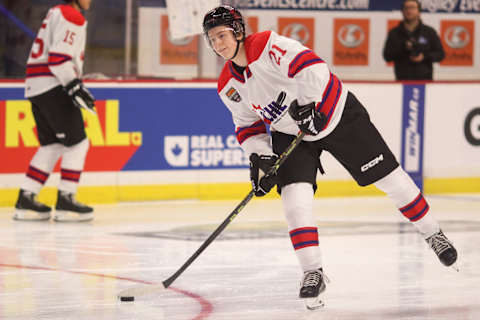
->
[[14, 0, 95, 222], [203, 5, 458, 309]]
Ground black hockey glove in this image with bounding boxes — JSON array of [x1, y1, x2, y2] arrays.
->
[[288, 100, 327, 136], [249, 153, 278, 197], [65, 79, 96, 114]]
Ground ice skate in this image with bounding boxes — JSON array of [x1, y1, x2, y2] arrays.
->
[[54, 191, 93, 222], [299, 268, 329, 310], [426, 230, 458, 271], [13, 189, 51, 221]]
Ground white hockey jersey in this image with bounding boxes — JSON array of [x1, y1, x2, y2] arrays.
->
[[25, 4, 88, 98], [217, 31, 348, 157]]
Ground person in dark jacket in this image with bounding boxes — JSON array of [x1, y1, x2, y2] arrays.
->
[[383, 0, 445, 80]]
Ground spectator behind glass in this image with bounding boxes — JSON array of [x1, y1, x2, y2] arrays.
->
[[383, 0, 445, 80]]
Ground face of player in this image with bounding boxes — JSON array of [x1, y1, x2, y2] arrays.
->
[[207, 25, 240, 60], [402, 0, 420, 23]]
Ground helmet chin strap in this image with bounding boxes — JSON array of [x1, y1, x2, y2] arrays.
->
[[229, 40, 241, 60]]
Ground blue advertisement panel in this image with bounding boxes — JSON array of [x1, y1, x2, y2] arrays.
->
[[0, 86, 249, 173], [401, 84, 425, 191]]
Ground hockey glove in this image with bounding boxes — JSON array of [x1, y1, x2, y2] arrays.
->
[[65, 79, 96, 114], [288, 100, 326, 136], [249, 153, 278, 197]]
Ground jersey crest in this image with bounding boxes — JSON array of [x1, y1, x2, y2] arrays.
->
[[226, 87, 242, 102]]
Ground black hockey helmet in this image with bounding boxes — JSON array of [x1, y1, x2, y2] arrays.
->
[[202, 5, 245, 38]]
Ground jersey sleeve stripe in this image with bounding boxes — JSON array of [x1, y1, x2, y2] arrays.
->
[[235, 120, 267, 144], [316, 73, 342, 127], [288, 50, 324, 78], [48, 52, 72, 65], [26, 64, 54, 78], [26, 52, 72, 78]]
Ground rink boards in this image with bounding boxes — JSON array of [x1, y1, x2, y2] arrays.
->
[[0, 81, 479, 205]]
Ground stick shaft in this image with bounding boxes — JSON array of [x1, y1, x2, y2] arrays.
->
[[162, 131, 305, 288]]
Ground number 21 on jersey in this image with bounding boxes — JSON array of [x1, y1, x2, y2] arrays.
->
[[269, 45, 286, 65]]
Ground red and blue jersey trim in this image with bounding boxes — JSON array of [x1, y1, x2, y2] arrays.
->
[[316, 72, 342, 128], [26, 63, 54, 78], [289, 227, 319, 250], [218, 61, 245, 92], [235, 120, 267, 144], [228, 61, 245, 84], [26, 52, 72, 78], [48, 52, 72, 65], [288, 49, 324, 78], [399, 193, 429, 222]]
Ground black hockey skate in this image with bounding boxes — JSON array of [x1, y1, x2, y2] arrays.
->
[[13, 189, 51, 221], [299, 268, 329, 310], [426, 230, 458, 271], [54, 191, 93, 222]]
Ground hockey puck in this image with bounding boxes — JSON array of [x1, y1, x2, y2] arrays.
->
[[120, 296, 134, 302]]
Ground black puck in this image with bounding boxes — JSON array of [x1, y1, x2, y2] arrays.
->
[[120, 296, 134, 302]]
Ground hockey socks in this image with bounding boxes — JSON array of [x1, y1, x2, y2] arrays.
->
[[282, 183, 323, 272], [374, 167, 440, 238], [20, 143, 64, 194], [58, 138, 89, 194]]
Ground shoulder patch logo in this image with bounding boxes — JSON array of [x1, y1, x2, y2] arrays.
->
[[226, 87, 242, 102]]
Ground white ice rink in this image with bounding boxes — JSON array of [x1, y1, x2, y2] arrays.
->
[[0, 194, 479, 320]]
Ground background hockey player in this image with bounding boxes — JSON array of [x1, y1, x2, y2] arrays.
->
[[14, 0, 95, 222], [202, 5, 458, 309]]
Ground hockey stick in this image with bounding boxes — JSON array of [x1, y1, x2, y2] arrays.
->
[[118, 128, 305, 300]]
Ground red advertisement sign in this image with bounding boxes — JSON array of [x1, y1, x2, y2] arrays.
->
[[160, 15, 198, 65], [0, 100, 142, 173], [440, 20, 474, 66], [333, 18, 370, 65], [278, 17, 315, 50]]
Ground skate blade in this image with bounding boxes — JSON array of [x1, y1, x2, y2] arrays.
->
[[13, 210, 50, 221], [54, 211, 93, 222], [304, 296, 325, 310], [450, 262, 459, 272]]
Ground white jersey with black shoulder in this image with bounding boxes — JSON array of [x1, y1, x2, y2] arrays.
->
[[25, 4, 87, 98], [217, 31, 348, 157]]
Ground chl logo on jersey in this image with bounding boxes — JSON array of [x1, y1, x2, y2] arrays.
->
[[251, 99, 287, 124], [226, 87, 242, 102]]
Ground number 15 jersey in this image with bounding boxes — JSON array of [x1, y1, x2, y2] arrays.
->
[[25, 4, 87, 98]]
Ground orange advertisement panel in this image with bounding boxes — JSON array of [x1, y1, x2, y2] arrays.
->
[[247, 16, 259, 34], [386, 19, 401, 66], [440, 20, 474, 66], [278, 17, 315, 50], [160, 15, 198, 65], [333, 18, 370, 66]]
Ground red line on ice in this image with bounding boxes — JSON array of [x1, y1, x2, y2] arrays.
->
[[0, 263, 213, 320]]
